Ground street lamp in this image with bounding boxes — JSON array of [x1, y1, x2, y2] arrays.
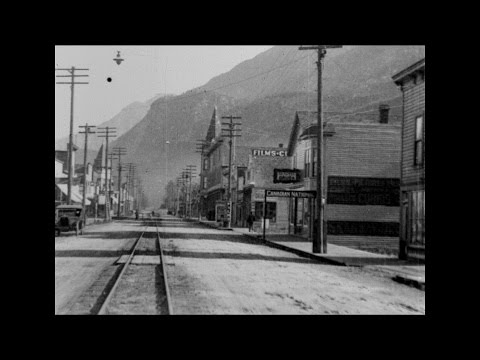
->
[[113, 51, 124, 65]]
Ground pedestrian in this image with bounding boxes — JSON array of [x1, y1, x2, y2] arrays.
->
[[135, 210, 139, 220], [247, 212, 255, 232]]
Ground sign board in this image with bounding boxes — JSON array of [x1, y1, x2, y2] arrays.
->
[[253, 189, 265, 201], [252, 149, 288, 157], [273, 169, 301, 184], [266, 190, 316, 198]]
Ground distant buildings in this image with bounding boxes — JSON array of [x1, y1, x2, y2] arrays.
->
[[393, 58, 425, 261], [199, 107, 250, 222]]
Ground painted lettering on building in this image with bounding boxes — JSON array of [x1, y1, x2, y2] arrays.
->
[[252, 149, 288, 157]]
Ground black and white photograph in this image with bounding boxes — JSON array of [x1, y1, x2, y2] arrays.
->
[[54, 45, 425, 315]]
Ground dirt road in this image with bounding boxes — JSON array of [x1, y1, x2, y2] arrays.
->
[[159, 218, 425, 315], [54, 220, 143, 314]]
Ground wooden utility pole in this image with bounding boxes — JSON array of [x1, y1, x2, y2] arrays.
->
[[124, 163, 136, 216], [97, 127, 117, 221], [112, 147, 127, 218], [221, 115, 242, 229], [56, 67, 89, 204], [79, 124, 96, 222], [195, 139, 208, 220], [299, 45, 342, 254], [186, 165, 197, 218]]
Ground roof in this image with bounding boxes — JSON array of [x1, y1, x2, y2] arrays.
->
[[56, 184, 91, 205], [392, 58, 425, 85]]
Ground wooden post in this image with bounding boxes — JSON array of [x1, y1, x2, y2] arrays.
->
[[263, 189, 267, 241]]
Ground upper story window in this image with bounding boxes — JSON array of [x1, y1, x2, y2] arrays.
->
[[312, 148, 317, 178], [304, 149, 311, 178], [203, 158, 209, 171], [414, 114, 424, 166]]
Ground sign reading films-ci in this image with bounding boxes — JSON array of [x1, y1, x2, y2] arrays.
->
[[273, 168, 301, 184], [252, 149, 288, 157]]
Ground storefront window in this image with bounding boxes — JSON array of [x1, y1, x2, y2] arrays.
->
[[410, 190, 425, 245], [255, 201, 276, 223]]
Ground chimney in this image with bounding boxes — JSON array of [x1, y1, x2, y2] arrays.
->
[[279, 144, 284, 148], [379, 104, 390, 124]]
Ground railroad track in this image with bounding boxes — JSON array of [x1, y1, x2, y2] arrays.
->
[[95, 219, 172, 315]]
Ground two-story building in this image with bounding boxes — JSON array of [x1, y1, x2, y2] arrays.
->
[[199, 107, 250, 222], [392, 58, 425, 261], [286, 110, 402, 252], [240, 146, 292, 233]]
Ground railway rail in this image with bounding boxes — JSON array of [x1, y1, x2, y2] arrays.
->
[[95, 219, 172, 315]]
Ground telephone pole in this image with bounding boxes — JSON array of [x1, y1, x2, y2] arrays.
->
[[124, 163, 136, 216], [112, 147, 127, 218], [79, 124, 96, 221], [56, 66, 89, 204], [185, 165, 197, 218], [299, 45, 342, 254], [97, 127, 117, 221], [196, 139, 208, 220], [221, 115, 242, 228]]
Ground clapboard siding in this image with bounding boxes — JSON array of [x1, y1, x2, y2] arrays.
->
[[328, 235, 399, 250], [327, 204, 399, 223], [401, 80, 425, 185], [326, 124, 401, 179]]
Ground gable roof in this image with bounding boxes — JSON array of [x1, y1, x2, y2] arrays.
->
[[206, 106, 221, 143], [392, 58, 425, 85]]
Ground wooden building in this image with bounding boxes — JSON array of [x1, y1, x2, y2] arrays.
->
[[392, 58, 425, 261], [286, 110, 402, 252], [240, 146, 291, 233], [199, 107, 249, 222]]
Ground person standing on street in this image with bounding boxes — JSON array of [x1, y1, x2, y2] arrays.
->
[[247, 212, 255, 232]]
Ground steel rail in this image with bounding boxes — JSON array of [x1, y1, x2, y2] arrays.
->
[[97, 224, 147, 315], [156, 219, 173, 315]]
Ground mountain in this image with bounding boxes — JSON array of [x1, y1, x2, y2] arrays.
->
[[108, 45, 425, 207], [54, 93, 165, 164], [196, 45, 425, 107]]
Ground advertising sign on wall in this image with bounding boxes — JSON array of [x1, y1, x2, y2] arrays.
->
[[273, 169, 301, 184], [252, 149, 288, 157]]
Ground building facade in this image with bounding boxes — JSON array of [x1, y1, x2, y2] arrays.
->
[[393, 58, 425, 261], [240, 146, 291, 233], [286, 110, 402, 252], [200, 107, 230, 221]]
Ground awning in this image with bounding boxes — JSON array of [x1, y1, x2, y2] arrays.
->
[[56, 184, 91, 205]]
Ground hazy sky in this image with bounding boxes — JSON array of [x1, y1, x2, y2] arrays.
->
[[55, 46, 273, 140]]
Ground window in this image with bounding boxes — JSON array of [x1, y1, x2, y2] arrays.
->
[[410, 190, 425, 245], [254, 201, 277, 223], [312, 148, 317, 178], [414, 115, 424, 166], [304, 149, 311, 178], [203, 177, 208, 189], [203, 158, 209, 171]]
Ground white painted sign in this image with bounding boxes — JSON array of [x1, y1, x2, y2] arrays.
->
[[252, 149, 288, 157]]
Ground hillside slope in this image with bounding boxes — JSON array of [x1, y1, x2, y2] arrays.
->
[[108, 45, 425, 207]]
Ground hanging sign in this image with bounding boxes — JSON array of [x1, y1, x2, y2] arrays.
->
[[273, 169, 301, 184], [266, 190, 316, 198]]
